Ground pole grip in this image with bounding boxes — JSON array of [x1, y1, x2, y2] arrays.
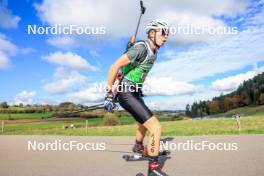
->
[[140, 0, 146, 14], [140, 0, 143, 7]]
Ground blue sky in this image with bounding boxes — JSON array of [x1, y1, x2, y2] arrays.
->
[[0, 0, 263, 110]]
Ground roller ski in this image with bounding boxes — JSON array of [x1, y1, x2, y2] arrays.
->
[[123, 141, 170, 161], [122, 150, 170, 161], [122, 150, 170, 162]]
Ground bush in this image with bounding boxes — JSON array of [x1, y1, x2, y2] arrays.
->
[[102, 113, 119, 126]]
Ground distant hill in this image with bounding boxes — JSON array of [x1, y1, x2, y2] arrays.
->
[[211, 105, 264, 118], [186, 72, 264, 117]]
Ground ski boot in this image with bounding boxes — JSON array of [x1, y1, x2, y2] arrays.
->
[[148, 160, 168, 176], [132, 141, 147, 156]]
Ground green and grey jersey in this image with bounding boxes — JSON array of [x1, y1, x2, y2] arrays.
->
[[121, 39, 157, 84]]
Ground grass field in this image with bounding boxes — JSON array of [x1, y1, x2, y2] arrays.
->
[[0, 112, 53, 120], [1, 114, 263, 136], [0, 105, 263, 136]]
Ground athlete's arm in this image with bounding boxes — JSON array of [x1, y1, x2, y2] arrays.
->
[[107, 54, 131, 93]]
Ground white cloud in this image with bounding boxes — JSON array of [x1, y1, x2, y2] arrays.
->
[[44, 79, 77, 94], [144, 88, 222, 110], [211, 67, 264, 91], [146, 68, 264, 110], [26, 0, 263, 110], [14, 91, 36, 105], [63, 77, 203, 108], [0, 34, 18, 69], [67, 86, 104, 104], [157, 0, 248, 17], [161, 11, 228, 44], [145, 0, 264, 110], [144, 77, 203, 96], [238, 0, 264, 28], [0, 4, 20, 29], [43, 67, 87, 94], [47, 37, 76, 49], [36, 97, 60, 105], [152, 28, 264, 82], [146, 101, 184, 111], [0, 51, 9, 69], [34, 0, 249, 44], [41, 51, 99, 71], [0, 34, 18, 55]]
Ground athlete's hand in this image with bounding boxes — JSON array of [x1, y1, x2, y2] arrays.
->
[[104, 93, 116, 111]]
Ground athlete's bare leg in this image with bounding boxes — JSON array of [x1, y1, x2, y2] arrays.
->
[[135, 123, 147, 142], [142, 116, 162, 156]]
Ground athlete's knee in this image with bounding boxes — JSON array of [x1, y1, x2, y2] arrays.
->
[[143, 116, 162, 134], [148, 117, 162, 133], [153, 123, 162, 134]]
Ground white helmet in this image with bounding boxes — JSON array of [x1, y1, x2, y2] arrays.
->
[[146, 19, 169, 34]]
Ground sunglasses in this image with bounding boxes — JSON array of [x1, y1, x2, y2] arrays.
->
[[156, 28, 169, 36]]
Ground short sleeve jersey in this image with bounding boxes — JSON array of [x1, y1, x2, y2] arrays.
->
[[121, 40, 157, 84]]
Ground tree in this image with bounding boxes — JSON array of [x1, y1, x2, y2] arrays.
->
[[219, 93, 225, 113], [190, 102, 199, 118], [185, 104, 191, 117], [0, 102, 9, 109], [224, 97, 236, 112], [260, 94, 264, 105], [206, 100, 220, 114], [189, 72, 264, 116], [59, 102, 77, 111], [205, 101, 210, 115], [43, 104, 52, 112]]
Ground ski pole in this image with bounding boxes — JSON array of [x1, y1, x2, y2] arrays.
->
[[129, 0, 146, 46], [134, 0, 146, 38], [52, 103, 104, 118]]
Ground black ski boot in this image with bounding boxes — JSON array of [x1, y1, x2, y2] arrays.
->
[[132, 141, 146, 155]]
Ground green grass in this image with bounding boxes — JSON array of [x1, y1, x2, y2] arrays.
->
[[0, 105, 263, 136], [1, 115, 263, 136], [0, 112, 53, 120]]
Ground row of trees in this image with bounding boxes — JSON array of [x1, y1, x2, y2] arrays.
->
[[0, 102, 83, 113], [186, 72, 264, 117]]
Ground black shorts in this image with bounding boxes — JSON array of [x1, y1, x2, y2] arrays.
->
[[118, 89, 153, 124]]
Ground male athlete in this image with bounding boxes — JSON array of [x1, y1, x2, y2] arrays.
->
[[104, 19, 169, 173]]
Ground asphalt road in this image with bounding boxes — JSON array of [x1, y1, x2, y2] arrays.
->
[[0, 135, 263, 176]]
